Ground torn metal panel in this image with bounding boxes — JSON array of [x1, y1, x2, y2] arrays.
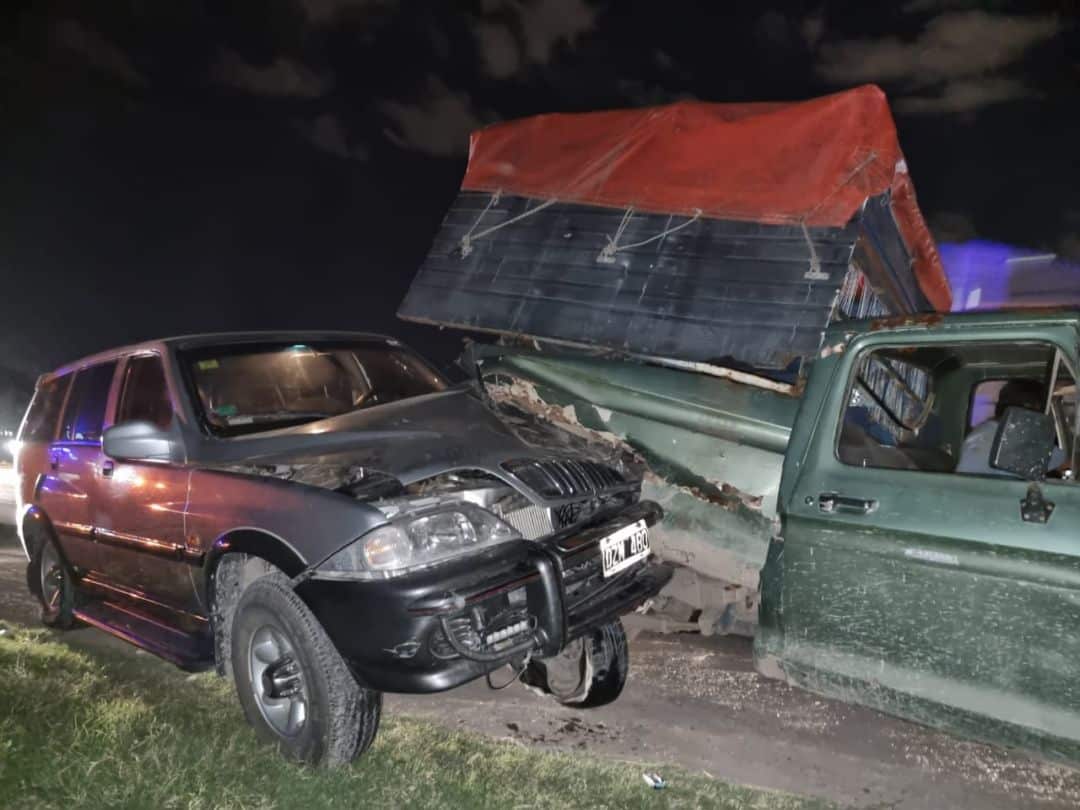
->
[[476, 346, 788, 628], [479, 349, 798, 459]]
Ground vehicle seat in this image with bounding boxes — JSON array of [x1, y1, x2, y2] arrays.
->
[[838, 420, 918, 470]]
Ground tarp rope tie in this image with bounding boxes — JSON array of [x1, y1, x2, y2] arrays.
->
[[801, 220, 829, 281], [597, 207, 702, 264], [460, 190, 559, 257]]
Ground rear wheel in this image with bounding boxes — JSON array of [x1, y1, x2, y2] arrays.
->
[[522, 619, 629, 708], [230, 574, 381, 767], [29, 535, 76, 629]]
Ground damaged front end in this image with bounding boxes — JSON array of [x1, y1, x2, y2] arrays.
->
[[295, 492, 668, 693], [219, 418, 668, 692]]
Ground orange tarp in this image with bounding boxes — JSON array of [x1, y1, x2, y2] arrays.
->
[[462, 85, 950, 312]]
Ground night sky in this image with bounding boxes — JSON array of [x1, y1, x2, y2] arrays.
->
[[1, 0, 1078, 421]]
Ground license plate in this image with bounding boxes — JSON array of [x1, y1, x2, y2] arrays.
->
[[599, 520, 650, 578]]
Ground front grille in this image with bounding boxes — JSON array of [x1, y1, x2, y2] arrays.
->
[[527, 459, 624, 498], [553, 501, 587, 529], [501, 504, 554, 539]]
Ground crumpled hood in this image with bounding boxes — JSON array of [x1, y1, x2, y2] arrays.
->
[[192, 387, 591, 485]]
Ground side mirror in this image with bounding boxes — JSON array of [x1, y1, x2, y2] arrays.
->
[[990, 407, 1056, 481], [103, 421, 184, 463]]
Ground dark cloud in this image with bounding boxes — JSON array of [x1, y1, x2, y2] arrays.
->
[[802, 12, 825, 49], [756, 11, 792, 48], [472, 20, 521, 79], [902, 0, 976, 12], [896, 76, 1033, 114], [213, 49, 332, 98], [295, 113, 369, 160], [298, 0, 392, 25], [470, 0, 598, 79], [52, 19, 146, 87], [816, 11, 1061, 112], [380, 75, 491, 156]]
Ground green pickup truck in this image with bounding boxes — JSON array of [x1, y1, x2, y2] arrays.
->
[[463, 311, 1080, 762], [398, 87, 1080, 760]]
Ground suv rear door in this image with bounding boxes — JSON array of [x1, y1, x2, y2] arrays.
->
[[93, 352, 199, 621], [42, 361, 118, 573], [777, 324, 1080, 755]]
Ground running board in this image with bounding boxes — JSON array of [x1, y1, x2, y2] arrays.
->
[[74, 600, 214, 672]]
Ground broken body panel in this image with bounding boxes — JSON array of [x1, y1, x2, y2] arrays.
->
[[472, 347, 796, 635]]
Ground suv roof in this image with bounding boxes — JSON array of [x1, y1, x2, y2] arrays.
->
[[41, 331, 403, 384]]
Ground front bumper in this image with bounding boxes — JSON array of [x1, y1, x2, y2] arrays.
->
[[296, 500, 671, 693]]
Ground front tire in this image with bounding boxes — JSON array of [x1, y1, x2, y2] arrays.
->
[[230, 574, 381, 766], [522, 619, 629, 708], [29, 534, 76, 629]]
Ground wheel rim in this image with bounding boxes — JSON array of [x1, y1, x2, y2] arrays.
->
[[248, 625, 308, 738], [39, 543, 63, 611]]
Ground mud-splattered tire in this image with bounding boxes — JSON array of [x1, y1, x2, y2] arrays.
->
[[231, 574, 381, 766], [523, 619, 629, 708], [28, 534, 76, 629]]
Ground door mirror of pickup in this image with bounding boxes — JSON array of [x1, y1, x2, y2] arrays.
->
[[103, 421, 184, 463], [990, 406, 1056, 481]]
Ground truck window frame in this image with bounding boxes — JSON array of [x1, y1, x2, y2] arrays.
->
[[832, 338, 1079, 485]]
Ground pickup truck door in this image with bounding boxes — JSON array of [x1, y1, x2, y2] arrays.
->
[[777, 328, 1080, 752], [93, 353, 200, 623]]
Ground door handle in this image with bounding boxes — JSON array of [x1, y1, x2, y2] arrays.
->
[[101, 460, 115, 478], [818, 492, 877, 515]]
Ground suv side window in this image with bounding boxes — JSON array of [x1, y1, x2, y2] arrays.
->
[[117, 355, 173, 429], [20, 374, 73, 442], [59, 362, 118, 443]]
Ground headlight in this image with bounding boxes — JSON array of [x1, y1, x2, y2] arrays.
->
[[319, 502, 521, 578]]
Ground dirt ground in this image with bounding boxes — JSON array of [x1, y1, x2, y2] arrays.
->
[[2, 523, 1078, 809]]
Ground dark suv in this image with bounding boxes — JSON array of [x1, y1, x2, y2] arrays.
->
[[12, 332, 670, 765]]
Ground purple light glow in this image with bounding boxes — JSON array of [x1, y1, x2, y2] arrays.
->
[[941, 241, 1080, 311]]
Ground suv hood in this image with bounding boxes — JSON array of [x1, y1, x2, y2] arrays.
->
[[192, 387, 604, 486]]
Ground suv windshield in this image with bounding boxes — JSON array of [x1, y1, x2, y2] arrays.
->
[[183, 340, 447, 436]]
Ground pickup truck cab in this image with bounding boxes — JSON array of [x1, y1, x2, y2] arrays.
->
[[12, 332, 671, 765], [756, 310, 1080, 761]]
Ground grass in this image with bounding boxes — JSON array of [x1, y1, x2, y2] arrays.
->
[[0, 622, 835, 810]]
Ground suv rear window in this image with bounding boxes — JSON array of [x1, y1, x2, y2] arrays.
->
[[20, 374, 72, 442], [117, 355, 173, 429], [60, 362, 118, 443]]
